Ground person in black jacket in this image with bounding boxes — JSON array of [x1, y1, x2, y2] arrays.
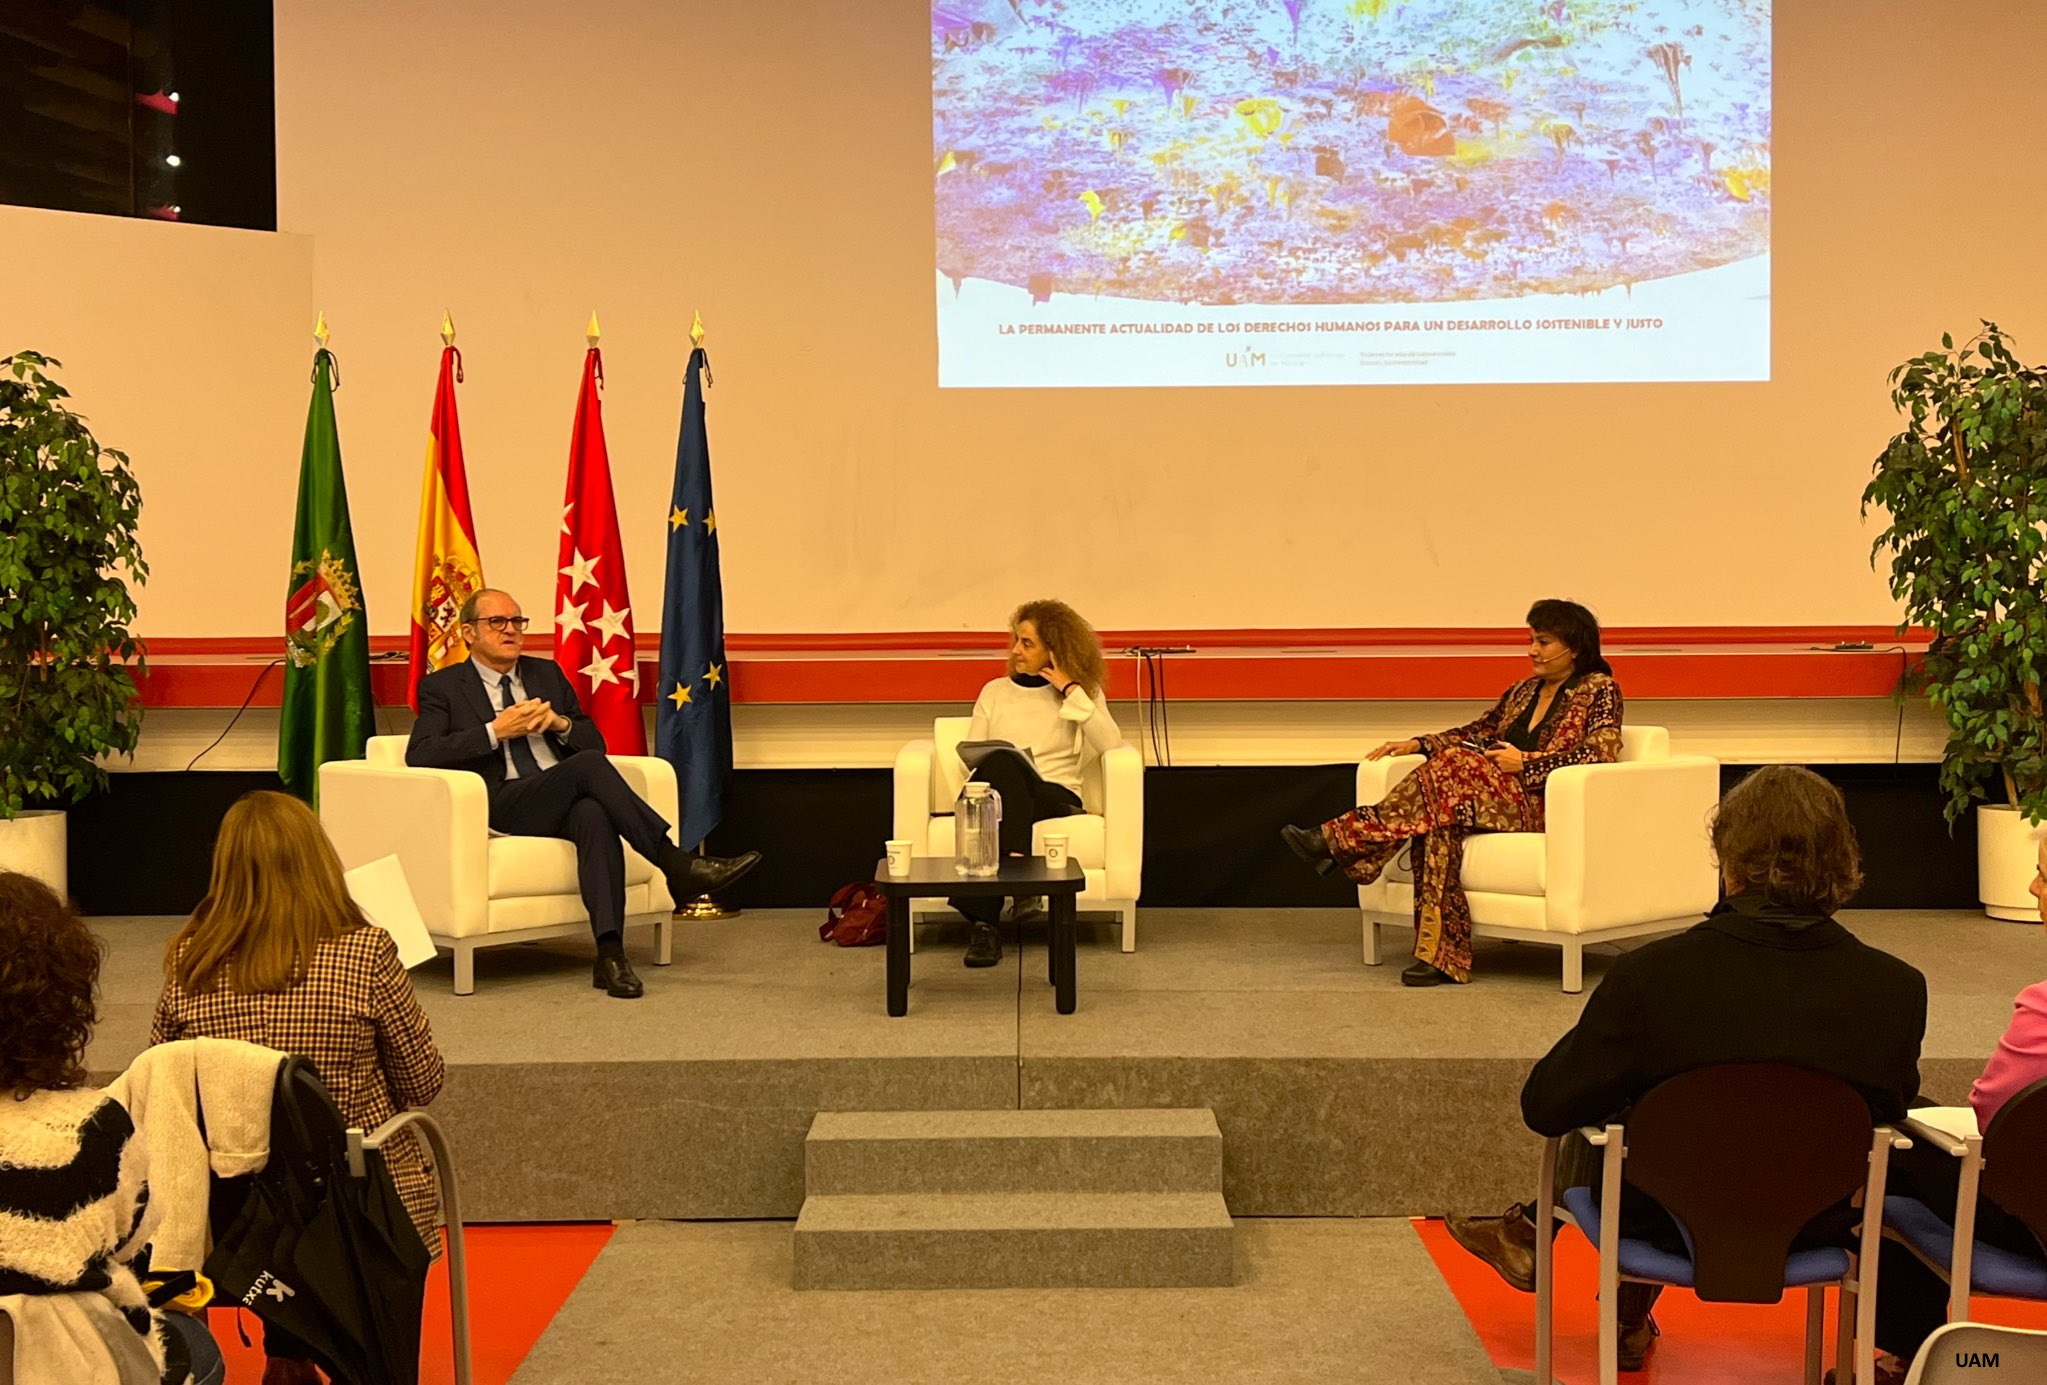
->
[[407, 589, 760, 998], [1444, 765, 1927, 1373]]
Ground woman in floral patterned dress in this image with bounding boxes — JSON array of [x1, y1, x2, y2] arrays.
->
[[1283, 600, 1624, 986]]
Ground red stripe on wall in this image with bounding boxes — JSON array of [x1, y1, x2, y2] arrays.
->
[[129, 628, 1920, 708]]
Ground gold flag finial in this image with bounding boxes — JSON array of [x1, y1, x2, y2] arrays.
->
[[690, 310, 706, 349], [441, 310, 456, 346], [586, 311, 601, 348], [313, 311, 330, 349]]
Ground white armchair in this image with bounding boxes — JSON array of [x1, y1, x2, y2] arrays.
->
[[892, 717, 1143, 951], [319, 736, 676, 994], [1356, 726, 1719, 992]]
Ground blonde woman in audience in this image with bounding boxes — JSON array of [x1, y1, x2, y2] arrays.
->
[[0, 871, 224, 1385], [153, 791, 445, 1385]]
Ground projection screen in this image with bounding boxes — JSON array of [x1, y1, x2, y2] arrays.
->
[[934, 0, 1771, 388]]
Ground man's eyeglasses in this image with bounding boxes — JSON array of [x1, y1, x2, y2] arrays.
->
[[474, 616, 532, 632]]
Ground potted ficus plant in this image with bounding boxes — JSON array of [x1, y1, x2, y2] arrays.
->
[[1863, 322, 2047, 919], [0, 351, 147, 895]]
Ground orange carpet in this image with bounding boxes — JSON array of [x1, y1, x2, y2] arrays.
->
[[1414, 1216, 2047, 1382], [207, 1222, 614, 1385]]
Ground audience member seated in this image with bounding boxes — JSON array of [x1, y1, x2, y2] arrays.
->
[[1861, 833, 2047, 1384], [1282, 598, 1623, 986], [948, 599, 1122, 968], [1442, 766, 1927, 1372], [0, 871, 224, 1385], [151, 791, 446, 1385]]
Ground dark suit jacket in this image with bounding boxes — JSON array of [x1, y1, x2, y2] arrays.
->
[[1520, 893, 1927, 1251], [406, 658, 606, 797], [1522, 894, 1928, 1137]]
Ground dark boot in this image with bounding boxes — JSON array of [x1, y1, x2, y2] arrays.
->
[[1616, 1314, 1659, 1372], [1401, 960, 1454, 987], [1616, 1283, 1662, 1371], [963, 923, 1002, 967], [1280, 824, 1337, 877]]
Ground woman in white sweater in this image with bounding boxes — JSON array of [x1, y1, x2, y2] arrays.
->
[[951, 600, 1122, 966], [0, 871, 223, 1385]]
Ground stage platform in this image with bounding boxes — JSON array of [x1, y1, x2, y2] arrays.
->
[[87, 907, 2025, 1223]]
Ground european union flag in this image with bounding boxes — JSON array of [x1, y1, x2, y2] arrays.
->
[[656, 345, 730, 849]]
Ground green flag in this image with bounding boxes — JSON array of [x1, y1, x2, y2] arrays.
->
[[278, 348, 372, 802]]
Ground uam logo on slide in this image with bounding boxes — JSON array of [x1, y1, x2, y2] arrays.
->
[[242, 1271, 297, 1306]]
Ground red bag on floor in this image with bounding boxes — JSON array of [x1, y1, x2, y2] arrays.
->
[[821, 883, 888, 946]]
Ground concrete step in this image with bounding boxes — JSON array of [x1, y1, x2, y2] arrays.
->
[[803, 1107, 1223, 1196], [792, 1191, 1236, 1289]]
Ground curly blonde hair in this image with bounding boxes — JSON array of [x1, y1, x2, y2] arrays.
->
[[1012, 599, 1107, 697]]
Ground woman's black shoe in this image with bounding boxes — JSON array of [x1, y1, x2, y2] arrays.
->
[[1401, 960, 1452, 987], [963, 923, 1003, 968], [1280, 825, 1336, 877]]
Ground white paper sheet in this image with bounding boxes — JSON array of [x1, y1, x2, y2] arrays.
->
[[343, 855, 436, 969], [1909, 1105, 1981, 1143]]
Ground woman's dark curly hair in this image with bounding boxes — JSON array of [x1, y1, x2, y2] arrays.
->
[[0, 871, 103, 1096], [1526, 598, 1613, 676], [1711, 766, 1865, 914]]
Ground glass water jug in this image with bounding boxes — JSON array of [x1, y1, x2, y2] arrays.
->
[[954, 781, 1003, 877]]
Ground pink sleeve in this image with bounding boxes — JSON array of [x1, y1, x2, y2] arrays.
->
[[1971, 982, 2047, 1129]]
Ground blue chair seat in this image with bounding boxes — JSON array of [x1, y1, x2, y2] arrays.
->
[[1561, 1186, 1851, 1289], [1883, 1196, 2047, 1299]]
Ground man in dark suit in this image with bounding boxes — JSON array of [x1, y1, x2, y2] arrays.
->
[[1444, 766, 1927, 1374], [406, 588, 760, 997]]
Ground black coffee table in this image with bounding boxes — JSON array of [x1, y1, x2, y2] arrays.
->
[[873, 858, 1087, 1017]]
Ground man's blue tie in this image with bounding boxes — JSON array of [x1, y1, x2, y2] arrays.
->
[[499, 674, 545, 780]]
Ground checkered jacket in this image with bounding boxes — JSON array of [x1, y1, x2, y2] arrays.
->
[[151, 926, 447, 1250]]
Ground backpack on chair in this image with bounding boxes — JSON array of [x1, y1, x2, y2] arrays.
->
[[820, 883, 888, 947]]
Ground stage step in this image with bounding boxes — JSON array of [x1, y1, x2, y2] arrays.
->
[[803, 1107, 1223, 1196], [794, 1108, 1234, 1289]]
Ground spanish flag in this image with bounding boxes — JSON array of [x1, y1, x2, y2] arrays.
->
[[405, 340, 485, 710]]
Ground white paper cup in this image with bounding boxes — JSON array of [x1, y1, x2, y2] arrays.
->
[[884, 839, 913, 877], [1041, 834, 1070, 870]]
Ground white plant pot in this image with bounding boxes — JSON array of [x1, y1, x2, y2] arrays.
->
[[0, 809, 68, 899], [1979, 805, 2046, 922]]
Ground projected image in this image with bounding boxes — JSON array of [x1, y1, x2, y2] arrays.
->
[[933, 0, 1772, 388]]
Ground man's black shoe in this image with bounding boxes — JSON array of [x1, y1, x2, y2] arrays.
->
[[593, 954, 645, 999], [672, 849, 763, 901], [1401, 960, 1453, 986], [964, 923, 1003, 967]]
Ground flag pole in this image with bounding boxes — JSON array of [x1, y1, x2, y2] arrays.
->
[[669, 310, 738, 922]]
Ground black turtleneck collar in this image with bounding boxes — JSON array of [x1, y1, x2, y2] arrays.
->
[[1009, 672, 1051, 689], [1700, 891, 1846, 949]]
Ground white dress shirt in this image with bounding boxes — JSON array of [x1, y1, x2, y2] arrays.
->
[[472, 656, 561, 781]]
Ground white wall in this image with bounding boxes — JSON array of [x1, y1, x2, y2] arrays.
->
[[1, 207, 314, 640], [9, 1, 2046, 639]]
